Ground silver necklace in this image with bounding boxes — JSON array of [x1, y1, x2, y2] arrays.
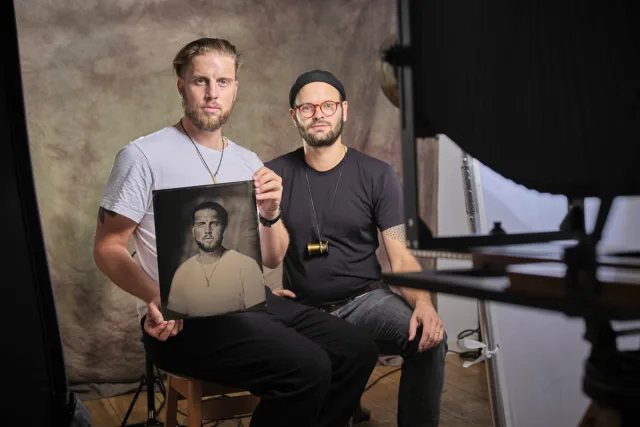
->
[[180, 119, 225, 184]]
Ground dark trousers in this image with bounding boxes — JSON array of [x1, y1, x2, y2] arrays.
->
[[143, 289, 378, 427]]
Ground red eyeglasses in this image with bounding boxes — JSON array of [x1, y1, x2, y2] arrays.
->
[[294, 100, 341, 118]]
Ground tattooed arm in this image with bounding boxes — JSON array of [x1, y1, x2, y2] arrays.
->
[[382, 223, 444, 351], [380, 223, 434, 308], [373, 166, 436, 308], [374, 168, 443, 350], [93, 207, 160, 305], [381, 223, 420, 271]]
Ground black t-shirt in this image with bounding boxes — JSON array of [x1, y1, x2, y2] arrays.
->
[[265, 147, 404, 307]]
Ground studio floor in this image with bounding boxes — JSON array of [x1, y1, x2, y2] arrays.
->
[[84, 354, 492, 427]]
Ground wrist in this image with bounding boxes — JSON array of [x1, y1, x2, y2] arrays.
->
[[259, 209, 281, 226], [414, 294, 433, 309], [259, 207, 280, 221]]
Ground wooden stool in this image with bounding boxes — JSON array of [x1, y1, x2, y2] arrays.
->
[[164, 374, 259, 427]]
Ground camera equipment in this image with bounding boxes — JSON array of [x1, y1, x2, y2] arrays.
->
[[307, 240, 329, 256], [380, 0, 640, 426]]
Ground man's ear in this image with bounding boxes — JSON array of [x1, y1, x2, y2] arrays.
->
[[233, 79, 239, 101], [177, 79, 184, 97], [289, 108, 297, 125], [341, 100, 348, 122]]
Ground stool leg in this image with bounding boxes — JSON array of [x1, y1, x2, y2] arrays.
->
[[164, 376, 178, 427], [186, 380, 203, 427]]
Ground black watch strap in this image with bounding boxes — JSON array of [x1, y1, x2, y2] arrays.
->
[[259, 211, 281, 227]]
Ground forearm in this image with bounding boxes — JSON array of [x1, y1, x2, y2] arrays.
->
[[397, 285, 434, 309], [390, 256, 434, 309], [259, 219, 289, 269], [94, 244, 159, 304]]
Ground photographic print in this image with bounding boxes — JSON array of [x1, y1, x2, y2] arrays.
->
[[152, 180, 266, 320]]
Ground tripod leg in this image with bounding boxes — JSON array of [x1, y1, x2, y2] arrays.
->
[[156, 367, 167, 395], [155, 368, 167, 414], [121, 376, 146, 427], [120, 352, 165, 426], [143, 352, 164, 426], [146, 355, 157, 419]]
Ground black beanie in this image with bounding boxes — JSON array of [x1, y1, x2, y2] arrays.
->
[[288, 70, 346, 107]]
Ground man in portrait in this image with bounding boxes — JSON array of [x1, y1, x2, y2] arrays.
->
[[165, 200, 265, 317]]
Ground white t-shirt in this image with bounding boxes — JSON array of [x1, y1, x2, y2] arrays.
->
[[166, 249, 266, 317], [99, 126, 264, 319]]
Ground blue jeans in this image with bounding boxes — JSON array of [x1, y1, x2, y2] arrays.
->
[[330, 288, 447, 427]]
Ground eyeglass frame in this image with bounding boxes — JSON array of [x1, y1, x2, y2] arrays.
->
[[292, 100, 343, 118]]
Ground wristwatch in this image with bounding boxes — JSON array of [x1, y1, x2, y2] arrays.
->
[[259, 211, 281, 227]]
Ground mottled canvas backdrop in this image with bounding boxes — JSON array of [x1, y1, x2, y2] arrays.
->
[[14, 0, 438, 396]]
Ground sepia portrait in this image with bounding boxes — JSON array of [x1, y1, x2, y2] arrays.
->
[[152, 180, 266, 320]]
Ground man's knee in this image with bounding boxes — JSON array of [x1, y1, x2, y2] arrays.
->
[[405, 329, 448, 366], [289, 347, 333, 393]]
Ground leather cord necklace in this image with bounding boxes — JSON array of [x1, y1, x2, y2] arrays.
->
[[304, 146, 347, 252], [180, 119, 225, 184]]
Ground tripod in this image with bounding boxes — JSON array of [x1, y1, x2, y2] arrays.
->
[[121, 348, 166, 427]]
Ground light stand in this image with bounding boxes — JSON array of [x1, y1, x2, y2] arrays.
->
[[121, 343, 166, 427]]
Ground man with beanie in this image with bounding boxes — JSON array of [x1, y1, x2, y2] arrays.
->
[[265, 70, 447, 427]]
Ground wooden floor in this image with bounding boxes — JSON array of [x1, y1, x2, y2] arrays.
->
[[84, 354, 493, 427]]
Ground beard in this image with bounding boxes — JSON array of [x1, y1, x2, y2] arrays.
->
[[196, 237, 222, 252], [183, 94, 234, 132], [295, 117, 344, 148]]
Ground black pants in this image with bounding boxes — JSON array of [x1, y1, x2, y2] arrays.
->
[[143, 289, 378, 427]]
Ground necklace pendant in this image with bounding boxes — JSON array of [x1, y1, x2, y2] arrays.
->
[[213, 175, 217, 184]]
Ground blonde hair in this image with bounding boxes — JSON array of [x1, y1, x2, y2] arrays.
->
[[172, 38, 242, 78]]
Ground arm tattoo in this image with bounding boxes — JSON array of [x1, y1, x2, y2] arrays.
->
[[383, 224, 406, 242], [98, 207, 116, 223]]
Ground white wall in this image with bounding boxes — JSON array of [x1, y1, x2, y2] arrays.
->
[[436, 135, 481, 351]]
